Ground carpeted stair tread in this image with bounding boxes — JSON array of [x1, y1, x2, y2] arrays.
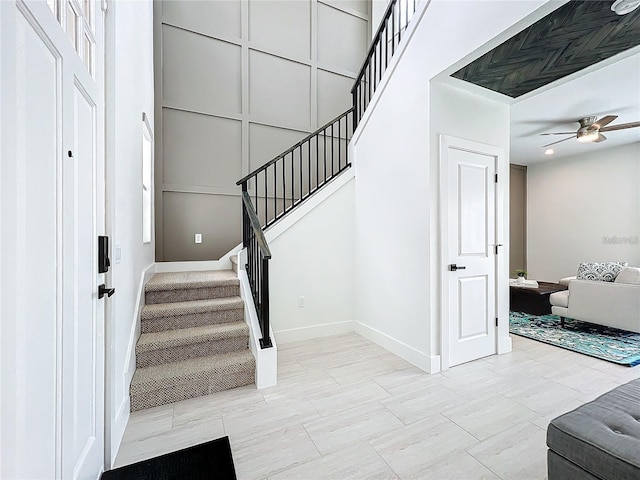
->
[[230, 255, 238, 274], [131, 350, 255, 395], [141, 297, 243, 320], [146, 270, 239, 292], [136, 322, 249, 353]]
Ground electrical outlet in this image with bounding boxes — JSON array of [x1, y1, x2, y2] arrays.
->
[[298, 296, 305, 308], [195, 233, 202, 244]]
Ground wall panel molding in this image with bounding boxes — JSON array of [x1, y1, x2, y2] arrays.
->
[[155, 0, 370, 261]]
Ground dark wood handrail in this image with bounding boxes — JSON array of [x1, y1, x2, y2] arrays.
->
[[241, 191, 271, 259], [237, 107, 354, 186]]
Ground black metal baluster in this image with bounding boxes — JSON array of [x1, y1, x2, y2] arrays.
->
[[323, 128, 327, 183], [273, 163, 277, 226], [331, 123, 334, 176], [339, 116, 343, 170], [398, 1, 402, 43], [263, 171, 267, 228], [315, 135, 319, 192], [298, 145, 302, 205], [291, 150, 296, 209], [392, 5, 395, 55], [307, 140, 310, 197]]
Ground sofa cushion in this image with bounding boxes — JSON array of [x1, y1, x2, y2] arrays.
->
[[577, 262, 628, 282], [615, 267, 640, 285], [550, 290, 569, 308], [547, 379, 640, 480]]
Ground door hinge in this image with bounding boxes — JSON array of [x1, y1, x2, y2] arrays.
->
[[495, 317, 499, 326], [495, 173, 498, 183]]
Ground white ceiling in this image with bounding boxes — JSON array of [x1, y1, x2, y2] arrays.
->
[[510, 51, 640, 165]]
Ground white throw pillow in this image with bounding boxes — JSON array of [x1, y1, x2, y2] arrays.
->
[[614, 267, 640, 285]]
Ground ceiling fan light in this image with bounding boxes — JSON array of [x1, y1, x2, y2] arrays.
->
[[611, 0, 640, 15], [577, 131, 599, 143]]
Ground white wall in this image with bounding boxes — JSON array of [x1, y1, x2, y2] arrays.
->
[[105, 0, 156, 465], [352, 0, 549, 371], [527, 142, 640, 281], [268, 176, 355, 343], [429, 82, 511, 356]]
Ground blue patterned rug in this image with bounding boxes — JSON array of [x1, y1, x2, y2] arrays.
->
[[509, 311, 640, 367]]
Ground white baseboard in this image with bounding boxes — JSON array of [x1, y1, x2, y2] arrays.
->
[[354, 321, 439, 373], [110, 263, 156, 465], [274, 321, 355, 344]]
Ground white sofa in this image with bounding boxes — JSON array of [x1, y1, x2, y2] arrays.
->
[[550, 267, 640, 333]]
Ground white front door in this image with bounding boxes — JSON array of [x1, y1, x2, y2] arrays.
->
[[0, 1, 106, 478], [441, 136, 500, 368]]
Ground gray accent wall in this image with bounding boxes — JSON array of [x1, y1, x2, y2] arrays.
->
[[155, 0, 370, 261]]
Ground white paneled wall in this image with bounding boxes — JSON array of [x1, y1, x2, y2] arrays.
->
[[155, 0, 370, 261]]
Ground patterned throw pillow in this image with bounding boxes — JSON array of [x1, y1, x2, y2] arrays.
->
[[576, 262, 628, 282]]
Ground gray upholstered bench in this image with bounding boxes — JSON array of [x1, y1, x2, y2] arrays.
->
[[547, 378, 640, 480]]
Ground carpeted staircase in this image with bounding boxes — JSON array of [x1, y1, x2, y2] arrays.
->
[[129, 268, 255, 411]]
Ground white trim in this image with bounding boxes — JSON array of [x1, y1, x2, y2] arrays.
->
[[355, 321, 440, 373], [109, 263, 155, 465], [265, 168, 355, 243], [275, 321, 355, 344], [237, 249, 277, 389]]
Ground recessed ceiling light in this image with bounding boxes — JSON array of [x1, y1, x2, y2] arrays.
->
[[544, 148, 554, 155], [611, 0, 640, 15]]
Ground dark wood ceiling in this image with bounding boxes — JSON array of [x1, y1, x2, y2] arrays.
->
[[451, 1, 640, 98]]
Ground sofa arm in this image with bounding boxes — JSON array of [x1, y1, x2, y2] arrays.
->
[[566, 280, 640, 332], [559, 276, 576, 287]]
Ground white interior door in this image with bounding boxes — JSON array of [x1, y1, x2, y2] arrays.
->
[[441, 136, 499, 368], [0, 1, 105, 478]]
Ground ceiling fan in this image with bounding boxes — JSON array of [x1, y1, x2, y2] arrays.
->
[[541, 115, 640, 148]]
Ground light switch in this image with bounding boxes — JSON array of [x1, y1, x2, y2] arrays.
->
[[195, 233, 202, 244]]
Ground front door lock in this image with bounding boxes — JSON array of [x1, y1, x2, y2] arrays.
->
[[98, 284, 115, 299], [448, 264, 467, 272]]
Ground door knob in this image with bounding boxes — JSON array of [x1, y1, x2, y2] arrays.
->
[[448, 264, 467, 271], [98, 284, 115, 299]]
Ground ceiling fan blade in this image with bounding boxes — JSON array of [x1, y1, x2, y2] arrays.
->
[[540, 132, 575, 136], [599, 121, 640, 132], [542, 136, 575, 148], [594, 115, 618, 128], [594, 133, 607, 143]]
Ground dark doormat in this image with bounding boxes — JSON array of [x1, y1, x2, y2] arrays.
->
[[102, 436, 236, 480]]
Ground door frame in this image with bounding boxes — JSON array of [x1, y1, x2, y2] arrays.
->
[[439, 134, 510, 371]]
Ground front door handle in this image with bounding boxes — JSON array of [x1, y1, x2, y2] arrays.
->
[[98, 284, 115, 299], [448, 264, 467, 271]]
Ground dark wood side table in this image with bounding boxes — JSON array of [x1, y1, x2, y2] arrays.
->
[[509, 281, 568, 316]]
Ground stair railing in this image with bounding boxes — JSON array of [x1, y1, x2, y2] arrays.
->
[[237, 0, 418, 349], [241, 189, 272, 348], [352, 0, 418, 128], [237, 108, 354, 348]]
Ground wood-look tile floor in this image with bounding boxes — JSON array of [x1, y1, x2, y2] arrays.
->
[[114, 333, 640, 479]]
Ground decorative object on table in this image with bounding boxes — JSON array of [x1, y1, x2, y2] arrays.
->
[[509, 278, 539, 288], [514, 269, 527, 284], [509, 311, 640, 366]]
